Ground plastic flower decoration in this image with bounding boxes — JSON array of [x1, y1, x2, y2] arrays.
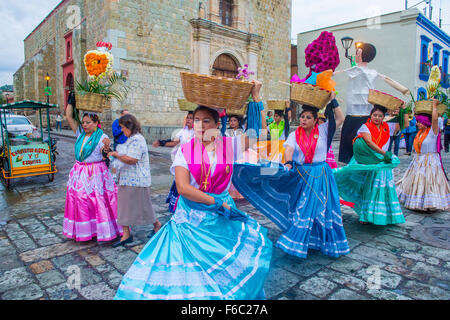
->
[[236, 64, 255, 81], [84, 42, 114, 80]]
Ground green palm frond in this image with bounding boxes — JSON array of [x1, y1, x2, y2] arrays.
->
[[75, 72, 130, 102]]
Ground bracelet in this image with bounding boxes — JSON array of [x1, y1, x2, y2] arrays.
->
[[284, 161, 293, 167], [159, 139, 171, 147], [330, 99, 339, 109]]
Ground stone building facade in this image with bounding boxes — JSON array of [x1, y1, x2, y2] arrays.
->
[[14, 0, 291, 140]]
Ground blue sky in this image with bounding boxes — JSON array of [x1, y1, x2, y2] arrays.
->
[[0, 0, 449, 87]]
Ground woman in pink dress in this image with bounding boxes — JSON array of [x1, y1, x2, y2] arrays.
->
[[63, 97, 122, 241]]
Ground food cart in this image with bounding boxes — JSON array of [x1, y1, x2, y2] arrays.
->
[[0, 100, 58, 188]]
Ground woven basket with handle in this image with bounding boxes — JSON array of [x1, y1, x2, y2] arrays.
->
[[414, 100, 447, 116], [177, 99, 198, 112], [368, 90, 404, 111], [290, 83, 331, 110], [267, 100, 288, 111], [75, 92, 109, 113], [180, 72, 253, 114]]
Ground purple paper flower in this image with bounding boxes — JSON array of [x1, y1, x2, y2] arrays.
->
[[236, 64, 254, 80]]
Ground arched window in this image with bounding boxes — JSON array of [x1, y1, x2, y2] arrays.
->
[[212, 54, 239, 78], [220, 0, 233, 27], [66, 41, 71, 61]]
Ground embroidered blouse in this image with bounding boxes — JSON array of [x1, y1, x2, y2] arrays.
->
[[75, 127, 108, 163], [283, 122, 329, 163]]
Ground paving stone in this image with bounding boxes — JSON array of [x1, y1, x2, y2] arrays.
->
[[374, 235, 422, 251], [264, 266, 303, 299], [51, 254, 88, 270], [93, 263, 115, 274], [63, 265, 103, 287], [0, 240, 16, 258], [30, 260, 54, 274], [0, 267, 35, 293], [352, 245, 402, 266], [419, 245, 450, 262], [85, 255, 106, 267], [48, 225, 63, 234], [411, 262, 450, 282], [384, 265, 428, 282], [282, 287, 319, 300], [105, 270, 124, 288], [45, 283, 79, 300], [367, 289, 412, 300], [36, 270, 66, 288], [37, 236, 64, 247], [7, 231, 30, 241], [79, 283, 116, 300], [12, 237, 37, 253], [130, 244, 145, 254], [1, 283, 44, 300], [275, 251, 334, 277], [346, 237, 361, 251], [329, 289, 369, 300], [400, 251, 426, 262], [99, 247, 138, 274], [426, 257, 440, 266], [317, 269, 367, 292], [19, 241, 97, 263], [346, 252, 387, 268], [298, 277, 338, 298], [328, 256, 366, 274], [402, 280, 450, 300], [354, 268, 403, 290], [18, 217, 41, 227], [0, 254, 24, 272]]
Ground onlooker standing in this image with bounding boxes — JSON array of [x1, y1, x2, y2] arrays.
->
[[404, 116, 417, 156], [108, 114, 161, 247], [55, 112, 63, 132], [444, 113, 450, 153], [112, 109, 129, 150]]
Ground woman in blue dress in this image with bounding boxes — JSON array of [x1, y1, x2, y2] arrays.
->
[[233, 94, 350, 259], [114, 81, 272, 300]]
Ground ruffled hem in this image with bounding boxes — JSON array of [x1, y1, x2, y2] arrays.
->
[[63, 218, 122, 242]]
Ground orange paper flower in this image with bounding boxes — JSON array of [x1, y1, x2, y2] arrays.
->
[[316, 70, 336, 92], [84, 51, 113, 78]]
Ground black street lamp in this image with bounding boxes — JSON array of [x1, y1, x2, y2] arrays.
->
[[341, 36, 354, 63], [45, 73, 51, 104]]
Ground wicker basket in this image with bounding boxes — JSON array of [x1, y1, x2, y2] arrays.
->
[[267, 100, 288, 111], [290, 83, 331, 109], [227, 102, 248, 116], [75, 92, 109, 113], [368, 90, 404, 111], [180, 72, 253, 113], [177, 99, 198, 112], [414, 100, 447, 116]]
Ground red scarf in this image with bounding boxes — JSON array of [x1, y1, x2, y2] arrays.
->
[[296, 124, 319, 164], [353, 120, 390, 148]]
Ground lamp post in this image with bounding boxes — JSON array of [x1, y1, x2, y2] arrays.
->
[[45, 73, 51, 104], [341, 37, 354, 63]]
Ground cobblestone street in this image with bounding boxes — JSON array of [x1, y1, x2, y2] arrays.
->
[[0, 135, 449, 300]]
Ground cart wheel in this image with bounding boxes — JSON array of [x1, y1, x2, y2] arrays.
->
[[48, 173, 55, 182], [1, 158, 11, 189]]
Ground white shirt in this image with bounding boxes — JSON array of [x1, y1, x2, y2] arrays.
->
[[357, 122, 397, 152], [415, 129, 438, 154], [344, 66, 380, 116], [283, 122, 329, 163], [170, 137, 244, 189], [117, 134, 152, 187], [170, 127, 195, 160], [75, 128, 108, 163]]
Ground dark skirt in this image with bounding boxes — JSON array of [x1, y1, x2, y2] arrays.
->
[[165, 181, 179, 213], [338, 115, 369, 164], [118, 186, 156, 226]]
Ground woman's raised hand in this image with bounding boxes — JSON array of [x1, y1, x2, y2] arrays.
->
[[251, 80, 262, 102]]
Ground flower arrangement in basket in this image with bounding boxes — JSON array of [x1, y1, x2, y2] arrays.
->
[[408, 66, 449, 116], [289, 31, 340, 109], [75, 42, 129, 114]]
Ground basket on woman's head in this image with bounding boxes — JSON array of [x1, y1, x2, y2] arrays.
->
[[290, 83, 331, 110], [368, 90, 404, 111], [180, 72, 253, 114], [267, 100, 288, 111]]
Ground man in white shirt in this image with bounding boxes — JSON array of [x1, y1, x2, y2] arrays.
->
[[334, 43, 409, 164]]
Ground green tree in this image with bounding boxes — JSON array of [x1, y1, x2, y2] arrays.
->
[[0, 92, 6, 104]]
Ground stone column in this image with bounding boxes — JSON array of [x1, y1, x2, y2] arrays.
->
[[192, 20, 212, 74], [247, 35, 261, 80]]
